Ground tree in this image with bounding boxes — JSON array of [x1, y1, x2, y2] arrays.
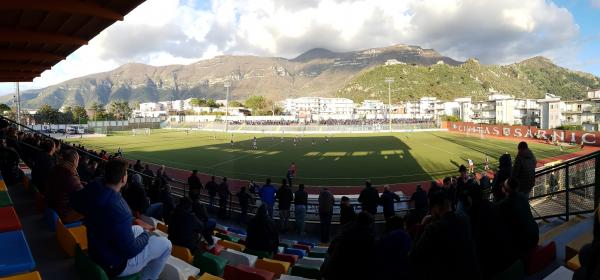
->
[[190, 98, 200, 107], [71, 106, 89, 123], [245, 95, 267, 113], [89, 102, 106, 120], [229, 100, 244, 107], [109, 101, 132, 120], [0, 103, 10, 113], [207, 99, 219, 108], [36, 105, 59, 123]]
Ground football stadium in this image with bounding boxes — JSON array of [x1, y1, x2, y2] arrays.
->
[[2, 1, 600, 280]]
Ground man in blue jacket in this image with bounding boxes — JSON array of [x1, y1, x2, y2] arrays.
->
[[258, 178, 276, 218], [71, 159, 172, 279]]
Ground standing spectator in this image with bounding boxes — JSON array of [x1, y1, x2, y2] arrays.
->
[[248, 180, 259, 194], [498, 177, 539, 259], [492, 153, 512, 202], [31, 139, 56, 194], [410, 190, 480, 280], [358, 180, 379, 215], [133, 160, 143, 172], [409, 185, 428, 221], [339, 196, 357, 226], [512, 141, 537, 195], [319, 187, 335, 243], [246, 205, 279, 255], [321, 212, 376, 280], [276, 179, 294, 232], [217, 177, 231, 218], [71, 159, 172, 279], [380, 185, 400, 219], [259, 178, 277, 218], [236, 186, 251, 223], [187, 170, 203, 201], [46, 149, 84, 224], [375, 216, 412, 280], [294, 184, 308, 235], [142, 164, 154, 188], [205, 176, 218, 210], [168, 197, 212, 254]]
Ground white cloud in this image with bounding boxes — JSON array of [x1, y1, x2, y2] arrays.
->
[[592, 0, 600, 8], [0, 0, 584, 96]]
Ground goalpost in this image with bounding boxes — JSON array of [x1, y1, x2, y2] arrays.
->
[[132, 128, 151, 136]]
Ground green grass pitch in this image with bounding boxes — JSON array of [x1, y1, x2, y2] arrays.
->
[[67, 130, 571, 186]]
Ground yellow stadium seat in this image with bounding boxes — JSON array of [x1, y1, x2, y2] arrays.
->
[[217, 239, 245, 252], [0, 271, 42, 280], [157, 222, 168, 233], [172, 245, 194, 263], [567, 255, 581, 271], [197, 272, 224, 280], [56, 219, 87, 257], [255, 258, 291, 277], [0, 179, 6, 191]]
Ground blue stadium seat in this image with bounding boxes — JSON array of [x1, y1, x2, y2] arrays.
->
[[284, 248, 305, 259], [227, 227, 246, 235], [0, 230, 36, 277]]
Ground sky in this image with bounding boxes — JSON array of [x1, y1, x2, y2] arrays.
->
[[1, 0, 599, 97]]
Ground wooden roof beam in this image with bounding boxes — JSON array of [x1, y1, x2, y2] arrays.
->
[[0, 28, 88, 46], [0, 70, 41, 76], [0, 62, 51, 72], [0, 50, 64, 62], [0, 0, 124, 21], [0, 77, 34, 82]]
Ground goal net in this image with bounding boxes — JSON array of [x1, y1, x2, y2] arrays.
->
[[132, 128, 151, 136]]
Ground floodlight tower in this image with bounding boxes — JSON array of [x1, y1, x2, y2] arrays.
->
[[224, 81, 231, 132], [385, 77, 394, 131]]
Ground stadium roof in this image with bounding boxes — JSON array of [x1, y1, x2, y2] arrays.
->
[[0, 0, 145, 82]]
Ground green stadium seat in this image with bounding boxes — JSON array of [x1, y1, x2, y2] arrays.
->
[[306, 251, 326, 258], [290, 264, 321, 280], [491, 260, 525, 280], [193, 252, 228, 276], [0, 191, 12, 207], [74, 245, 140, 280]]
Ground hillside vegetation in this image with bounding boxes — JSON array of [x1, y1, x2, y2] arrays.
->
[[337, 57, 600, 102]]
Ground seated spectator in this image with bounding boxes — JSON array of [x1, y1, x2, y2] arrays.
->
[[339, 196, 356, 226], [168, 197, 213, 254], [123, 174, 163, 220], [71, 159, 172, 279], [142, 164, 154, 188], [380, 185, 400, 219], [465, 181, 515, 278], [191, 199, 216, 243], [46, 149, 85, 224], [375, 216, 412, 280], [31, 139, 56, 194], [246, 205, 279, 254], [498, 177, 539, 259], [161, 185, 176, 224], [573, 206, 600, 280], [410, 190, 480, 280], [322, 211, 376, 280], [0, 137, 22, 184]]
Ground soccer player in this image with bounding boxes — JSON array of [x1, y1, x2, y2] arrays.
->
[[312, 138, 316, 145], [325, 135, 330, 143], [281, 136, 284, 143], [467, 158, 474, 173], [293, 137, 298, 147], [230, 134, 234, 146], [252, 136, 258, 150], [287, 162, 297, 187]]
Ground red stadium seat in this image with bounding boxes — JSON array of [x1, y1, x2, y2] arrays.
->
[[524, 241, 556, 275], [223, 264, 274, 280], [292, 244, 311, 252], [0, 206, 22, 233], [274, 253, 298, 266]]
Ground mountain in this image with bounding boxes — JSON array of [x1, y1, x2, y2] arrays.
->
[[338, 56, 600, 102], [0, 44, 461, 109], [1, 44, 598, 109]]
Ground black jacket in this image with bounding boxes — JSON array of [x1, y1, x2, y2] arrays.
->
[[246, 210, 279, 253], [512, 149, 537, 194], [380, 190, 400, 217], [237, 190, 251, 208], [492, 154, 512, 201], [206, 181, 217, 197], [122, 181, 150, 215], [411, 212, 480, 280], [32, 152, 55, 194], [321, 221, 376, 280], [294, 190, 308, 206], [498, 192, 539, 259], [187, 174, 203, 199], [358, 186, 379, 214], [168, 204, 203, 251], [339, 204, 357, 226], [276, 186, 294, 211]]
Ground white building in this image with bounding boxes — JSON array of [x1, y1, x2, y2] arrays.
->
[[283, 97, 355, 118], [538, 94, 563, 129], [470, 94, 539, 125]]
